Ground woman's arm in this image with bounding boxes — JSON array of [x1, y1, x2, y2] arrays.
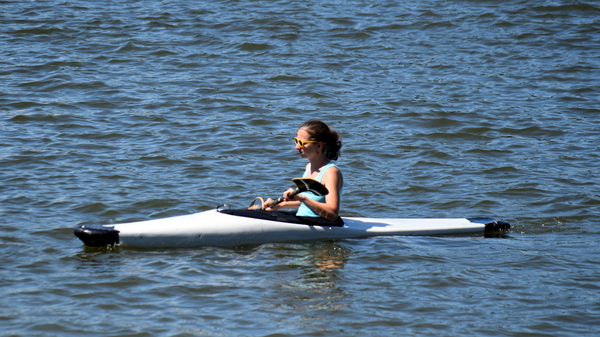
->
[[264, 198, 301, 211]]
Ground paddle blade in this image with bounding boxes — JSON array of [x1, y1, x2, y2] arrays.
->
[[291, 178, 329, 196], [264, 178, 330, 209]]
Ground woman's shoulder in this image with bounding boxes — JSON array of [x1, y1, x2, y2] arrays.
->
[[326, 162, 341, 172], [322, 164, 343, 191], [323, 163, 342, 178]]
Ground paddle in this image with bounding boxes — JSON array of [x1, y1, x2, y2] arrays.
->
[[266, 178, 329, 209]]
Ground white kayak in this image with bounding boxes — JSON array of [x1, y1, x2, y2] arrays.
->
[[73, 208, 510, 248]]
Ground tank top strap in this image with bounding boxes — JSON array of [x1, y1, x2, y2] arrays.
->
[[316, 162, 336, 182]]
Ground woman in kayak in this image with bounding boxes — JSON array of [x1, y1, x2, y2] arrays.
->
[[265, 119, 343, 222]]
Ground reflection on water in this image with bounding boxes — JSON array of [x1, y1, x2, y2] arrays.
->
[[271, 242, 351, 313]]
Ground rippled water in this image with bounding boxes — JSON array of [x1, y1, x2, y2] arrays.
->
[[1, 0, 599, 336]]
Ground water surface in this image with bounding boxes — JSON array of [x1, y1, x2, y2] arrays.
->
[[1, 0, 599, 336]]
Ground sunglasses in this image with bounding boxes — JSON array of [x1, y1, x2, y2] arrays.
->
[[294, 137, 319, 148]]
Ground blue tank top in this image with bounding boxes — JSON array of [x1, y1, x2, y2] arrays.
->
[[296, 163, 341, 217]]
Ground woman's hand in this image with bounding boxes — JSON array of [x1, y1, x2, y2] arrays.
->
[[263, 198, 277, 211], [264, 189, 302, 211], [282, 188, 298, 201]]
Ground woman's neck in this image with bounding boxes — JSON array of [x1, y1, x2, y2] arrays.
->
[[308, 157, 330, 174]]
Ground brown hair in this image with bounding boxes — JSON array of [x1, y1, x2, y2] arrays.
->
[[300, 119, 342, 160]]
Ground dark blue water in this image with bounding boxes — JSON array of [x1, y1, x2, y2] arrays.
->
[[1, 0, 599, 336]]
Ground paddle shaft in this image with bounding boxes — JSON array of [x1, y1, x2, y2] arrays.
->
[[268, 190, 300, 208]]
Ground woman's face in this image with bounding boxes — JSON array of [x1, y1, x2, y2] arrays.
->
[[295, 128, 319, 158]]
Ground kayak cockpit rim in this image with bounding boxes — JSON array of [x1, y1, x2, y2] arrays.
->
[[217, 208, 345, 227]]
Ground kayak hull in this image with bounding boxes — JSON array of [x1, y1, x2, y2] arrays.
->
[[73, 209, 510, 248]]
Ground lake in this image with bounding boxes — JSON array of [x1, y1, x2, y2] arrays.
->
[[1, 0, 599, 336]]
